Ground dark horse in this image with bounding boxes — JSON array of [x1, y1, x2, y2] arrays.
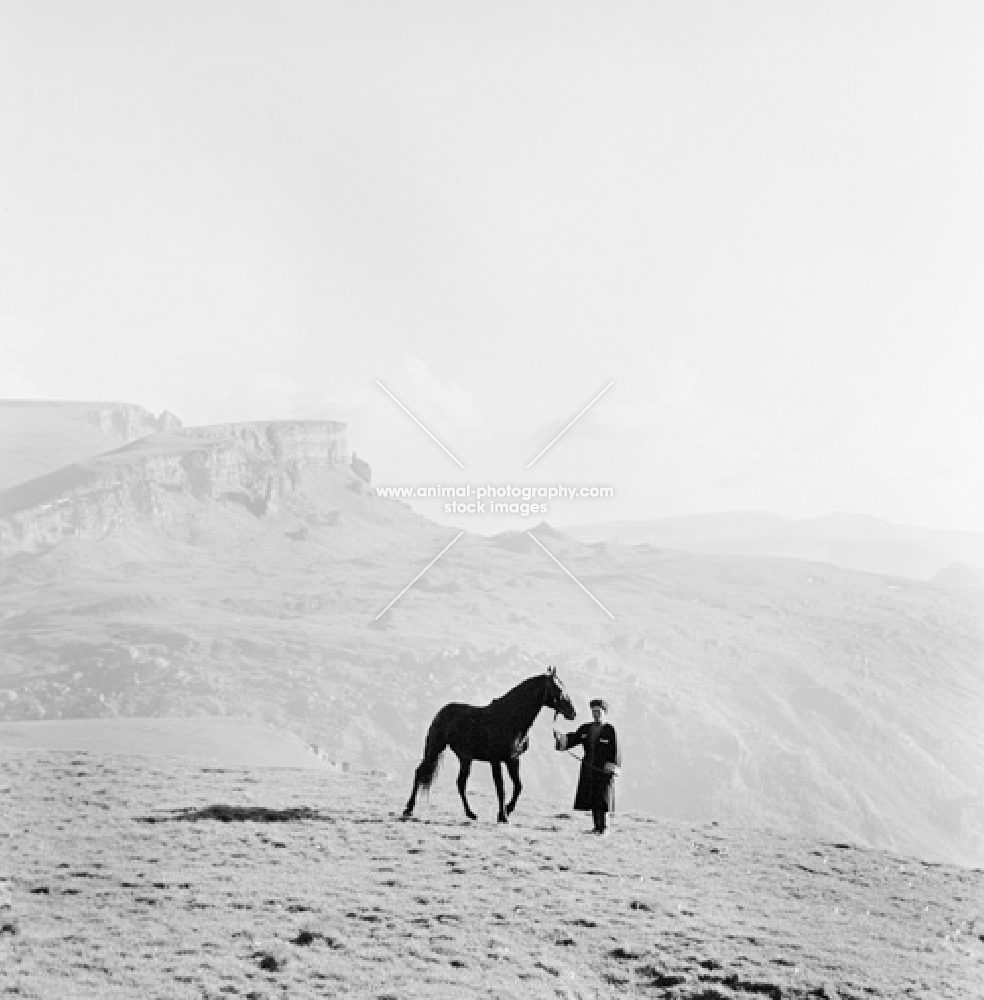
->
[[402, 667, 576, 823]]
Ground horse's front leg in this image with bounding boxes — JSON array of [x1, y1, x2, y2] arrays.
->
[[455, 755, 478, 820], [505, 758, 522, 816], [490, 760, 508, 823]]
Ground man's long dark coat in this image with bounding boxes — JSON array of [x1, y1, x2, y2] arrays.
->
[[560, 722, 622, 813]]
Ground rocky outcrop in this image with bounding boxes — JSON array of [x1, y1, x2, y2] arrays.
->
[[0, 420, 352, 558], [350, 452, 372, 484], [84, 403, 183, 440], [0, 400, 189, 494]]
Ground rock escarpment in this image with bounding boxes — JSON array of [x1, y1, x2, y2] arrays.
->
[[0, 400, 185, 493], [82, 402, 183, 439], [0, 420, 352, 558]]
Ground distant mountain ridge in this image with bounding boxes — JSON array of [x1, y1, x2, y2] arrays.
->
[[565, 512, 984, 581]]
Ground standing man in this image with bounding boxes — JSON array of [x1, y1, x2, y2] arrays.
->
[[555, 698, 622, 835]]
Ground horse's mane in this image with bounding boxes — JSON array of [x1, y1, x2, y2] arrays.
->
[[487, 673, 545, 711]]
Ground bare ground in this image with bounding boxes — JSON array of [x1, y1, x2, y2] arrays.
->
[[2, 750, 982, 999]]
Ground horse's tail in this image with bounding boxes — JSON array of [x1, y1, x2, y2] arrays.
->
[[415, 710, 450, 792]]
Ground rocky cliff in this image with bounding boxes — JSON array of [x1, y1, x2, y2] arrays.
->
[[0, 400, 184, 493], [82, 401, 183, 439], [0, 420, 352, 558]]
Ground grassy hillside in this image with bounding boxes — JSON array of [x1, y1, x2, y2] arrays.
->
[[1, 469, 981, 867], [2, 744, 981, 999]]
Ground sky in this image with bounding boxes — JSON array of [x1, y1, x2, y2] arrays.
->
[[2, 1, 983, 533]]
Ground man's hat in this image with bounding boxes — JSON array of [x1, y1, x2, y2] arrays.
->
[[589, 698, 609, 712]]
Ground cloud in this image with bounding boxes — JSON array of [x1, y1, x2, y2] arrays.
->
[[209, 370, 308, 423], [389, 356, 486, 433], [247, 371, 306, 415], [312, 356, 486, 477], [316, 356, 484, 433], [535, 357, 716, 469], [585, 358, 701, 434]]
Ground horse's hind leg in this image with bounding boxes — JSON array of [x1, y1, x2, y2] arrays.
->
[[491, 760, 508, 823], [402, 768, 423, 818], [403, 718, 448, 818], [455, 754, 477, 820], [403, 751, 439, 818], [505, 758, 522, 817]]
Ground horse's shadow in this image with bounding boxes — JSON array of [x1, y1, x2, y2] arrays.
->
[[135, 804, 332, 824]]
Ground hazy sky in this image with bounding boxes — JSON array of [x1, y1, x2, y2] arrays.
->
[[2, 2, 983, 531]]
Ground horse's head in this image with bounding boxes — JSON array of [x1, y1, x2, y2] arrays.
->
[[544, 666, 576, 720]]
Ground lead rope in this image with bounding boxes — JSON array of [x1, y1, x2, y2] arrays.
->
[[553, 712, 611, 774], [552, 707, 585, 761], [547, 673, 614, 775], [552, 700, 587, 765]]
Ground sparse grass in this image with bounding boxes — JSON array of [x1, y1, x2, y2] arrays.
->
[[2, 749, 982, 999]]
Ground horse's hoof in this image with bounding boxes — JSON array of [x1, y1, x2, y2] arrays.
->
[[466, 812, 477, 821]]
